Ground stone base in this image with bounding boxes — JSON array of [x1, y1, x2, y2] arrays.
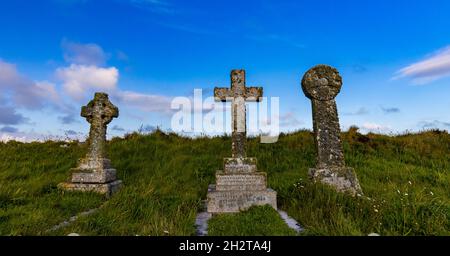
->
[[207, 184, 277, 213], [215, 171, 267, 191], [71, 168, 117, 183], [309, 167, 362, 196], [77, 157, 113, 170], [223, 158, 257, 173], [58, 180, 122, 197]]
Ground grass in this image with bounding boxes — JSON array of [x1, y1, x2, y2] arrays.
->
[[0, 128, 449, 235], [208, 205, 297, 236]]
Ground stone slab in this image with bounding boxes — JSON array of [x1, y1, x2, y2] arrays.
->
[[223, 157, 257, 173], [71, 168, 117, 183], [58, 180, 122, 196], [77, 158, 112, 171], [207, 184, 277, 213], [215, 171, 267, 191], [309, 167, 362, 196]]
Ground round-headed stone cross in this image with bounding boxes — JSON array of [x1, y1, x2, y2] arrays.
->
[[301, 65, 345, 169], [301, 65, 363, 196]]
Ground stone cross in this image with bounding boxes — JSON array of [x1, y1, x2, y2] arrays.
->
[[302, 65, 345, 168], [58, 92, 122, 196], [214, 70, 263, 158], [301, 65, 362, 195], [207, 70, 276, 213], [81, 92, 118, 166]]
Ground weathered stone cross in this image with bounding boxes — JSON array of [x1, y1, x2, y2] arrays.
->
[[81, 92, 118, 165], [59, 92, 122, 196], [214, 70, 263, 158], [301, 65, 345, 168], [207, 70, 276, 213], [301, 65, 362, 195]]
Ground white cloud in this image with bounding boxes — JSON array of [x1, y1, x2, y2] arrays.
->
[[0, 133, 29, 142], [0, 60, 18, 84], [395, 45, 450, 84], [279, 112, 302, 127], [115, 90, 173, 114], [34, 81, 60, 103], [1, 39, 179, 134], [1, 57, 176, 123], [360, 122, 392, 133], [0, 106, 28, 125], [62, 39, 109, 66], [0, 60, 59, 109], [0, 130, 81, 143], [56, 64, 119, 100], [0, 130, 48, 143]]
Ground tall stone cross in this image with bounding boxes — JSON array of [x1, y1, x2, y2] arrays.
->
[[301, 65, 362, 195], [59, 92, 122, 196], [207, 70, 276, 213], [301, 65, 345, 168], [214, 70, 263, 158], [81, 92, 118, 165]]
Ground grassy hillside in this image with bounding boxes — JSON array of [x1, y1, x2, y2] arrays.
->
[[0, 128, 449, 235]]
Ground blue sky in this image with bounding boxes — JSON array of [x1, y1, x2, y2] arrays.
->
[[1, 0, 450, 141]]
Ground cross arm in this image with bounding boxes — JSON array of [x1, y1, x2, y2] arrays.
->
[[104, 101, 119, 118], [81, 105, 93, 118], [245, 87, 263, 102], [214, 87, 232, 102]]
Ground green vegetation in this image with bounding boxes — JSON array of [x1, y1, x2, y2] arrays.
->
[[0, 128, 449, 235], [208, 205, 297, 236]]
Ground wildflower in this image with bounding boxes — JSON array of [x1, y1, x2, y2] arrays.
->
[[430, 191, 434, 196], [374, 209, 379, 213], [397, 189, 400, 194], [404, 193, 408, 196], [408, 181, 412, 185], [163, 230, 169, 234]]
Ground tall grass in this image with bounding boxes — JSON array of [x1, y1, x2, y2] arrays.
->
[[0, 128, 449, 235]]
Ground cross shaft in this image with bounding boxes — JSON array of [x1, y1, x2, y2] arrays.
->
[[81, 93, 118, 161], [214, 70, 263, 158]]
